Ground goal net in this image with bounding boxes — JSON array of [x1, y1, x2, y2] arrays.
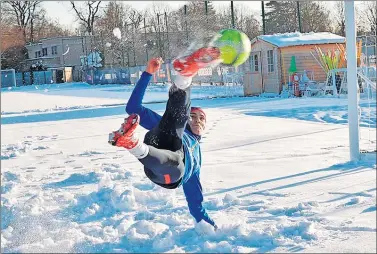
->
[[358, 35, 376, 153]]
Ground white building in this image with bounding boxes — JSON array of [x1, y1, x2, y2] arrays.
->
[[24, 35, 96, 81]]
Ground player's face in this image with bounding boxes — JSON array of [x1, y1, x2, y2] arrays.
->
[[189, 111, 206, 136]]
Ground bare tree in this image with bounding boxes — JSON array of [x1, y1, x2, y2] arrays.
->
[[98, 1, 126, 31], [126, 9, 144, 65], [128, 9, 143, 28], [3, 1, 42, 42], [362, 1, 376, 34], [147, 3, 171, 59], [333, 2, 345, 36], [216, 3, 260, 40], [97, 2, 131, 67], [70, 1, 102, 35], [0, 2, 14, 26], [33, 13, 73, 40], [165, 1, 220, 57]]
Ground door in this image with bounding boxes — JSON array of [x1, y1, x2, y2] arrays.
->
[[56, 70, 64, 83], [250, 51, 263, 94], [64, 67, 73, 82]]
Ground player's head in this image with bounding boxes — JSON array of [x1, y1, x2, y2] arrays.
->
[[189, 107, 206, 136]]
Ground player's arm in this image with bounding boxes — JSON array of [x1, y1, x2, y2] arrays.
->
[[126, 58, 163, 130], [183, 172, 216, 228]]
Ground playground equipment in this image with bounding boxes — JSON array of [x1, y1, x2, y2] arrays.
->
[[313, 34, 375, 97], [321, 67, 376, 96]]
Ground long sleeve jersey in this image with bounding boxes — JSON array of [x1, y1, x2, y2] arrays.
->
[[125, 72, 215, 226]]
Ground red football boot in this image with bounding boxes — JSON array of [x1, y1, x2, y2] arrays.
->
[[173, 47, 221, 77], [190, 47, 221, 68], [108, 114, 140, 149]]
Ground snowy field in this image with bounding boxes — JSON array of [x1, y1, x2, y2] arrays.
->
[[1, 82, 376, 253]]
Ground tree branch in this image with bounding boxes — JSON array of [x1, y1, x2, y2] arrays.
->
[[70, 1, 87, 23]]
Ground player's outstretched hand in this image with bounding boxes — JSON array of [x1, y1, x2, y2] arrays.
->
[[195, 220, 218, 236], [214, 224, 218, 231], [146, 57, 163, 75]]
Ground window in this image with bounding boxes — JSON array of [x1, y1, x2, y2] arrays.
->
[[35, 51, 38, 58], [51, 46, 57, 55], [251, 54, 259, 72], [42, 48, 47, 56], [267, 50, 274, 72]]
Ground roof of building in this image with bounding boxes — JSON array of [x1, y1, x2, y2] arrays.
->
[[253, 32, 346, 47], [25, 35, 93, 46]]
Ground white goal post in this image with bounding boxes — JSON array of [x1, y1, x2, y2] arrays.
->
[[345, 1, 360, 161]]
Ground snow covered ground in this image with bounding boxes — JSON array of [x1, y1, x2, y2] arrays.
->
[[1, 82, 376, 253]]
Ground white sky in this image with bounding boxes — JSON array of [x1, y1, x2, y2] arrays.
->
[[41, 1, 348, 32], [42, 1, 264, 30]]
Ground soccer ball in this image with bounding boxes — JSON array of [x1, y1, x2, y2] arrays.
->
[[214, 29, 251, 67]]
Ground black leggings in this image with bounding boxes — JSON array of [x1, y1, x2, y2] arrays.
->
[[139, 86, 191, 188]]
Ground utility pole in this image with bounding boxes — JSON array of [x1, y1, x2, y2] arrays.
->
[[240, 10, 243, 31], [125, 23, 130, 67], [164, 12, 170, 62], [126, 45, 130, 67], [297, 1, 302, 33], [230, 1, 235, 29], [125, 20, 140, 66], [262, 1, 266, 35], [205, 1, 208, 24], [62, 38, 65, 67], [184, 5, 189, 43], [143, 17, 149, 62], [157, 13, 163, 57], [132, 24, 137, 66], [30, 13, 34, 42], [122, 50, 124, 67]]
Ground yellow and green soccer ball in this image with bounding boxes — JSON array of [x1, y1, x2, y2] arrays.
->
[[214, 29, 251, 67]]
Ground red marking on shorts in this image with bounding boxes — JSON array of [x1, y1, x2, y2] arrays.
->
[[164, 174, 171, 184]]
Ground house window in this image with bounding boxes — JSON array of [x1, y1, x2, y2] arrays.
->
[[42, 48, 47, 56], [251, 54, 259, 72], [267, 50, 274, 72], [35, 51, 38, 58], [51, 46, 57, 55]]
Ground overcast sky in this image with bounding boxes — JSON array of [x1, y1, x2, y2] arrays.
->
[[41, 1, 346, 31], [42, 1, 264, 30]]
